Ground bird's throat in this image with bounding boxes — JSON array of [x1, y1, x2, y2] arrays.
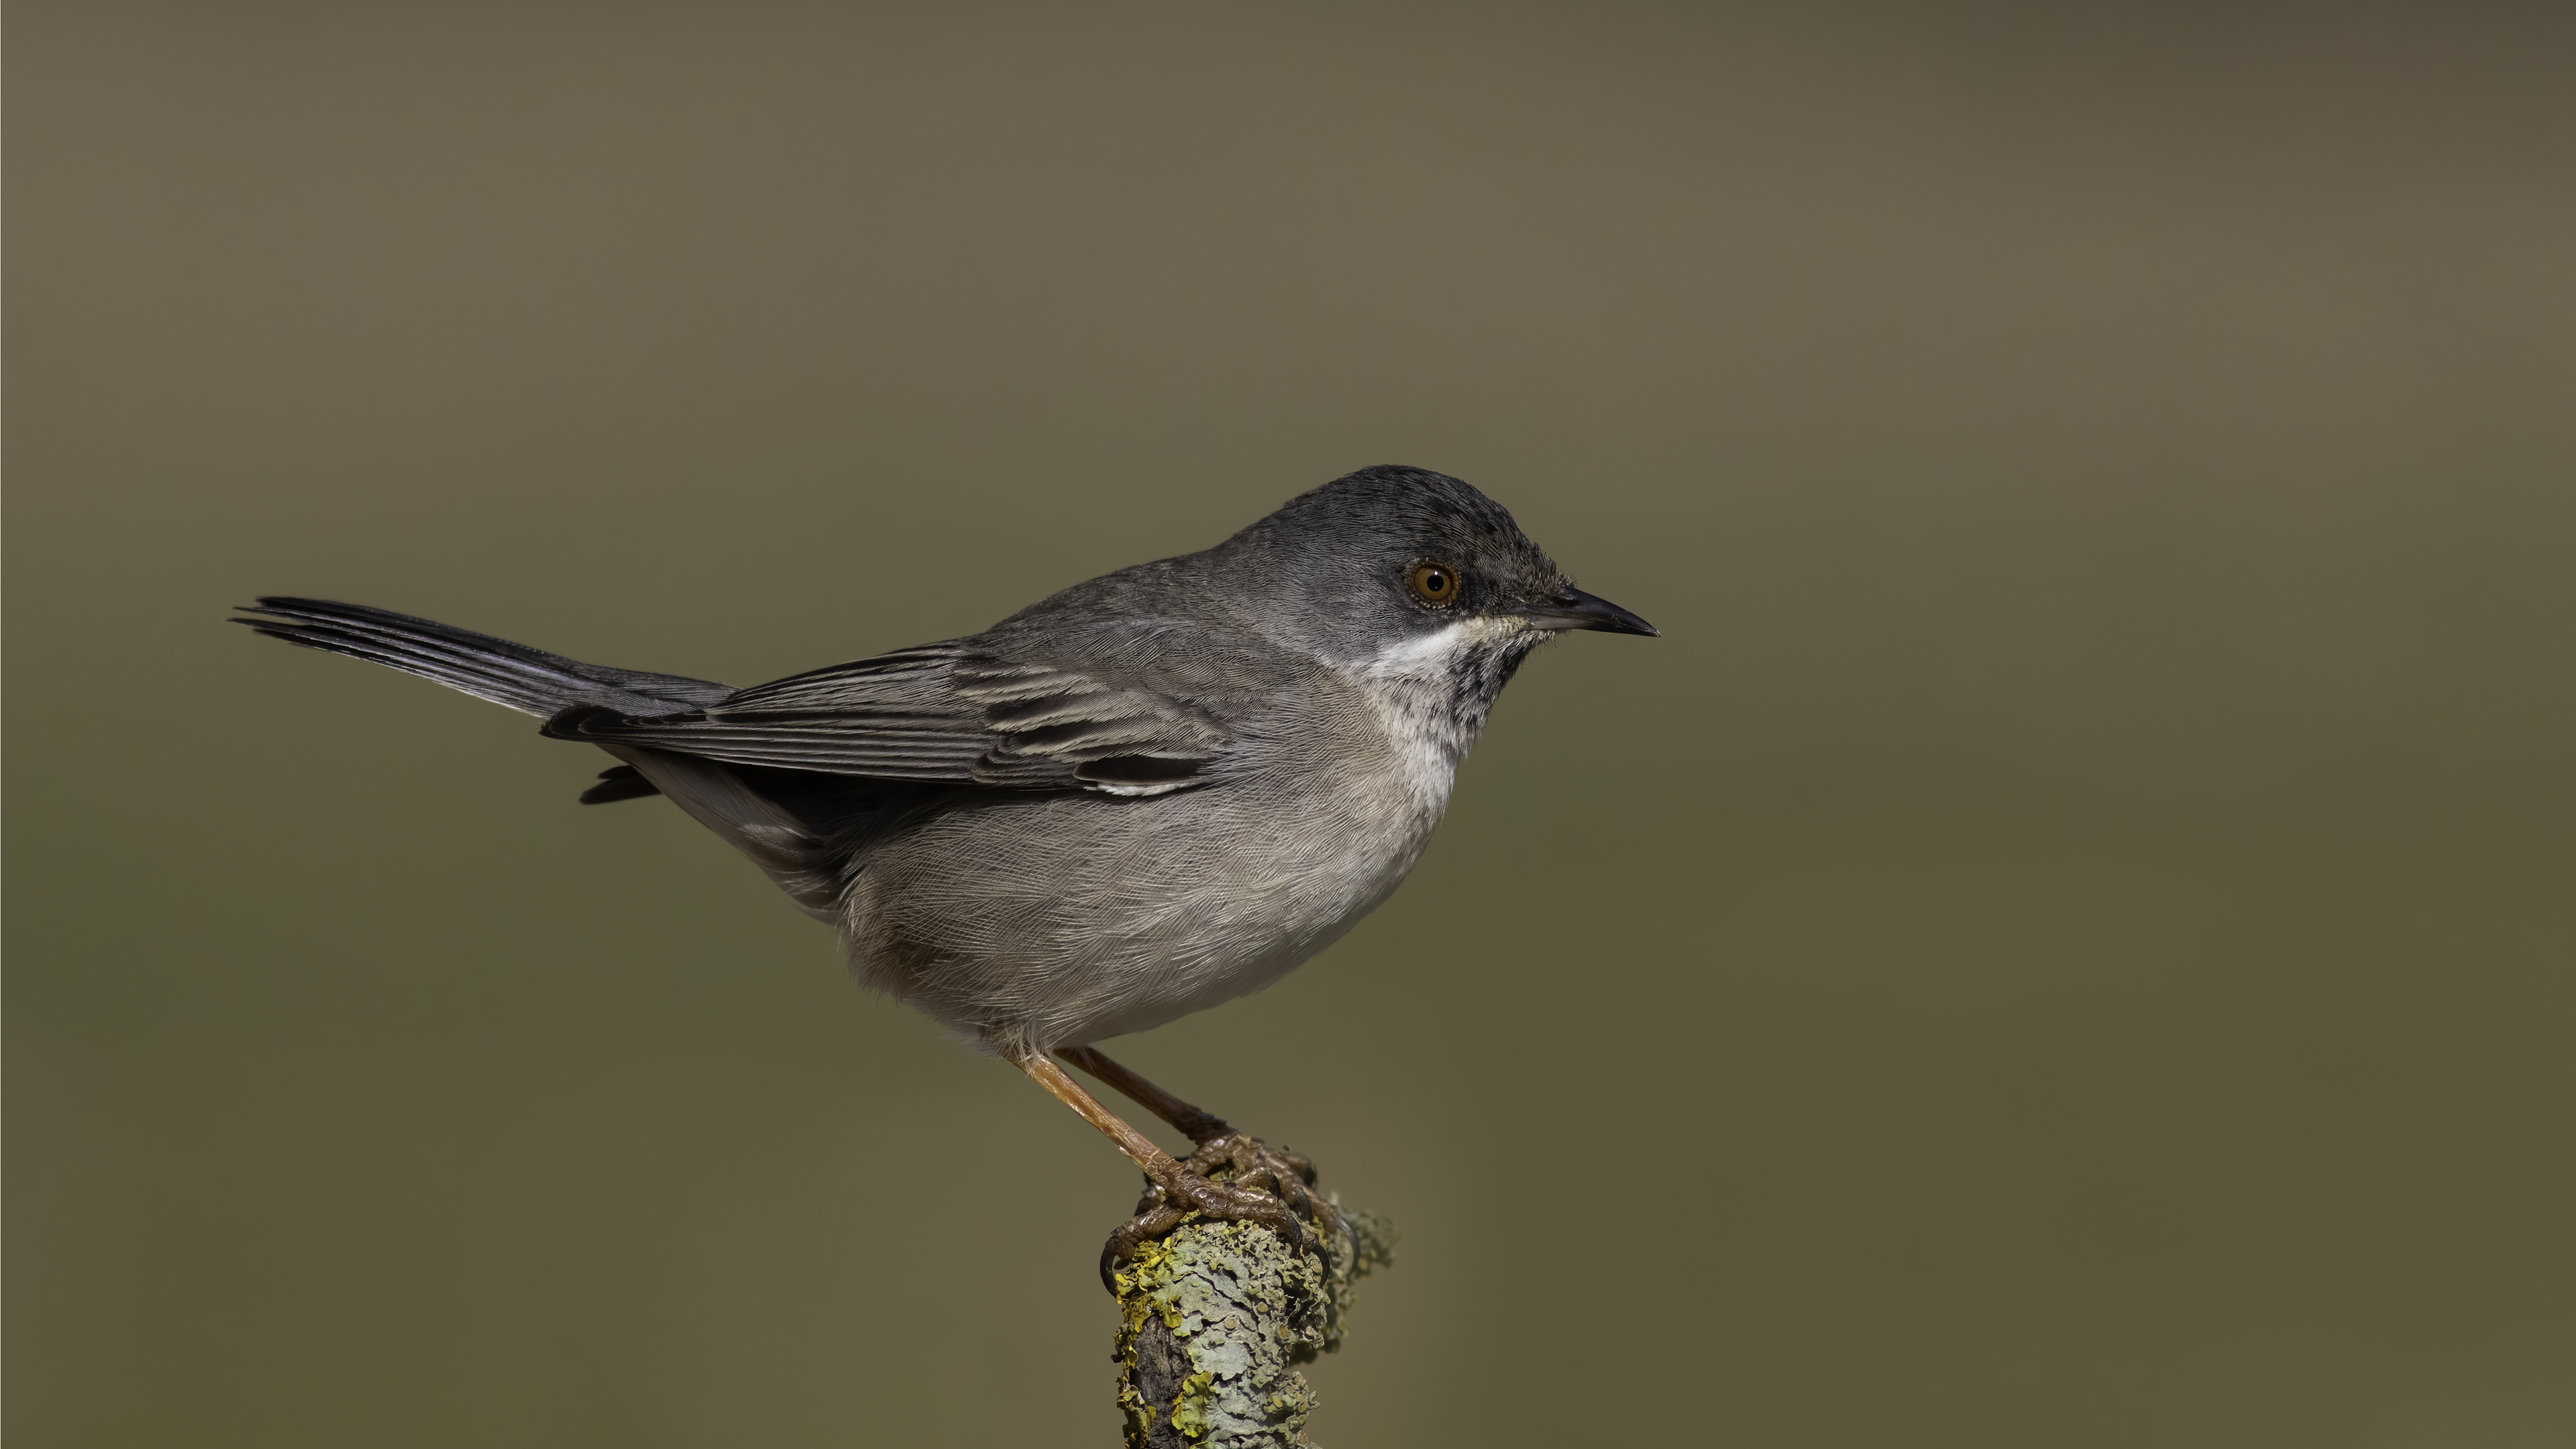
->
[[1353, 618, 1547, 810]]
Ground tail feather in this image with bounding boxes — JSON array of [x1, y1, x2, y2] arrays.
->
[[235, 596, 732, 718], [579, 765, 664, 804]]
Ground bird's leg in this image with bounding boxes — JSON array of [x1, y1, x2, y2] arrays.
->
[[1055, 1044, 1234, 1144], [1010, 1051, 1308, 1289], [1055, 1045, 1342, 1264]]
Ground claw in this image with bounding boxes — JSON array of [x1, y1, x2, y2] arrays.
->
[[1097, 1134, 1342, 1292], [1099, 1201, 1189, 1291]]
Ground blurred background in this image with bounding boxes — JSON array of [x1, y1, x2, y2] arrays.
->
[[9, 2, 2573, 1444]]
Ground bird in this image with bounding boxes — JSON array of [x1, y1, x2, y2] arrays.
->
[[237, 464, 1656, 1279]]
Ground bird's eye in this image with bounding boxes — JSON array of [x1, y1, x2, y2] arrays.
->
[[1407, 562, 1464, 605]]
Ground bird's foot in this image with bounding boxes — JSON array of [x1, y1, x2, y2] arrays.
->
[[1099, 1133, 1344, 1288]]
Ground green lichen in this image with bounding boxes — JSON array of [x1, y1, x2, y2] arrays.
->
[[1113, 1198, 1397, 1448]]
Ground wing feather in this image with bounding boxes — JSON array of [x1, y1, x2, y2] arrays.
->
[[537, 625, 1244, 794]]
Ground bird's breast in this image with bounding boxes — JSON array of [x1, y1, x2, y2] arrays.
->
[[835, 635, 1532, 1049]]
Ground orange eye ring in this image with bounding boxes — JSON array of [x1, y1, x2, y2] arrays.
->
[[1407, 561, 1464, 606]]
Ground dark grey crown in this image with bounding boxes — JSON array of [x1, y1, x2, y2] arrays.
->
[[1200, 464, 1573, 665]]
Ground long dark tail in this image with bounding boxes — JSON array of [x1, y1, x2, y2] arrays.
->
[[233, 597, 733, 719], [238, 596, 914, 906]]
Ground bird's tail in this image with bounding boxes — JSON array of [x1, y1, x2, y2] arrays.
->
[[233, 596, 733, 718]]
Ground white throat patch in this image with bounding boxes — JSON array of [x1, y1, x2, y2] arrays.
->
[[1353, 616, 1538, 813]]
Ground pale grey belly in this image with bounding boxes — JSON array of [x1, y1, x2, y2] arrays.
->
[[838, 769, 1440, 1055]]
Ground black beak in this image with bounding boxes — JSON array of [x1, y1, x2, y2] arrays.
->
[[1519, 586, 1660, 637]]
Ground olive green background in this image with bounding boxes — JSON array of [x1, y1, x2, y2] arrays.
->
[[9, 3, 2573, 1444]]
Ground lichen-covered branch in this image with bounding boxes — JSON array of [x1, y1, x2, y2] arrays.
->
[[1112, 1202, 1396, 1448]]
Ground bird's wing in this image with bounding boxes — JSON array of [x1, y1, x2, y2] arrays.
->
[[538, 625, 1249, 795]]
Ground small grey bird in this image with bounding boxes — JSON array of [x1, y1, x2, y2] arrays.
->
[[239, 464, 1654, 1275]]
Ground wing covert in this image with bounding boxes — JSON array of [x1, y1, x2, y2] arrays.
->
[[538, 631, 1242, 794]]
